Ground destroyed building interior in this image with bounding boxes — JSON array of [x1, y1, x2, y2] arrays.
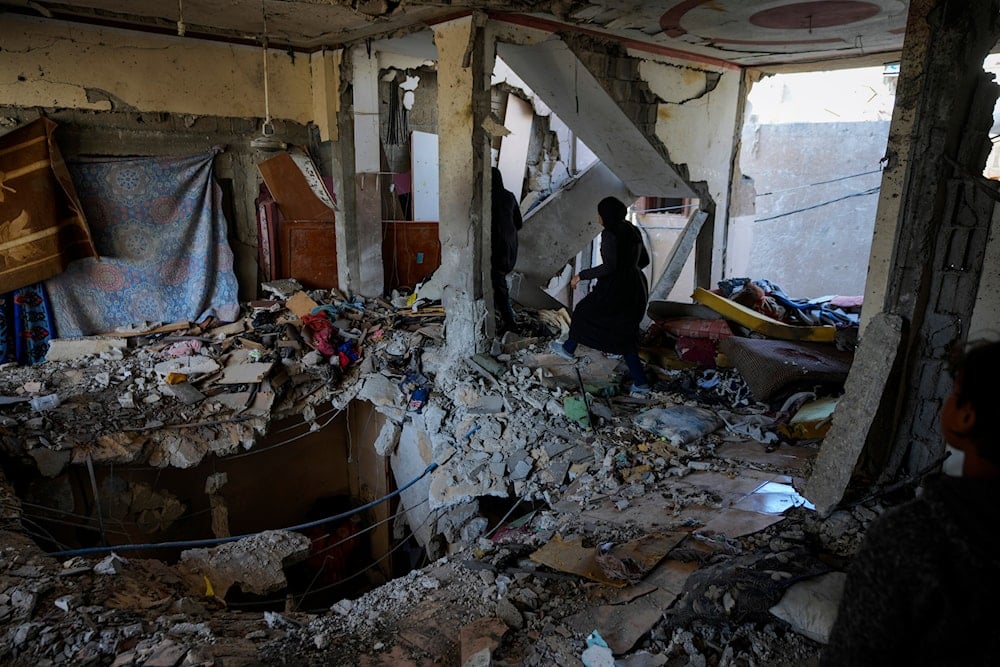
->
[[1, 0, 999, 665]]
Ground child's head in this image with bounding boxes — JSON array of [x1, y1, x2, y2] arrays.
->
[[942, 339, 1000, 471]]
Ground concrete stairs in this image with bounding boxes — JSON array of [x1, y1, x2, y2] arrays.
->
[[496, 35, 696, 305]]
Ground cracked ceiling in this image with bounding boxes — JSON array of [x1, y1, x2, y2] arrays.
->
[[0, 0, 910, 68]]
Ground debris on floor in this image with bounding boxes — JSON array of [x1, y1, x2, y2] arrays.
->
[[0, 281, 901, 666]]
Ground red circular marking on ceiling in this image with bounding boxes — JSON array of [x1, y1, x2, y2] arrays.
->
[[749, 1, 881, 30]]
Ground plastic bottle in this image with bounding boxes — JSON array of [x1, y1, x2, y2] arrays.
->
[[30, 394, 60, 411]]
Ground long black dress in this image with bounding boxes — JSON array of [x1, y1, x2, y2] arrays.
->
[[568, 218, 649, 355]]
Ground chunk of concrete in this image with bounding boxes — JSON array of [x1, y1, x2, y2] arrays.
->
[[28, 447, 70, 477], [460, 617, 508, 667], [391, 424, 435, 547], [374, 420, 402, 456], [180, 530, 310, 597], [358, 373, 403, 408], [44, 337, 127, 362]]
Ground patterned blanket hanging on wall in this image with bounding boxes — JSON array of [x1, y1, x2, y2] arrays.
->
[[46, 150, 240, 337], [0, 117, 97, 293]]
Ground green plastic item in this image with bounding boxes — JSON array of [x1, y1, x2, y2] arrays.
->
[[563, 396, 591, 429]]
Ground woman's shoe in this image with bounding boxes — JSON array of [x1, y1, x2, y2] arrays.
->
[[629, 383, 650, 395]]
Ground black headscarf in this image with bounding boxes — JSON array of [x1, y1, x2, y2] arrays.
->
[[597, 196, 628, 230]]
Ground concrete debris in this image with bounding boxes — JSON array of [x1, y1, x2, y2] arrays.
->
[[179, 529, 311, 597], [0, 286, 890, 666]]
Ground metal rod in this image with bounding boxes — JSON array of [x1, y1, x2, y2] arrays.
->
[[85, 454, 109, 547]]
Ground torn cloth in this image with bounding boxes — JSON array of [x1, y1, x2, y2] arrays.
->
[[46, 151, 239, 337], [0, 118, 97, 292]]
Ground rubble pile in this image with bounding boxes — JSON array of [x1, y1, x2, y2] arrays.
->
[[0, 282, 898, 665], [0, 282, 427, 472]]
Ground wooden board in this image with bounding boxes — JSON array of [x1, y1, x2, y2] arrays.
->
[[257, 152, 336, 223]]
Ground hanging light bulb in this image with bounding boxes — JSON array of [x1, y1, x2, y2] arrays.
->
[[251, 2, 287, 151]]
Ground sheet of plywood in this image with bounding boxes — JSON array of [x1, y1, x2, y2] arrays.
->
[[257, 151, 336, 223]]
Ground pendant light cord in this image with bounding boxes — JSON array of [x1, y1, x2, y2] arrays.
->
[[261, 0, 273, 133]]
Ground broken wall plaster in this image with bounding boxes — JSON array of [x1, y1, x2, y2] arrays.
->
[[638, 59, 722, 106], [2, 14, 314, 123]]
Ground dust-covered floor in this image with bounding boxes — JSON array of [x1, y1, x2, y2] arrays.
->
[[0, 286, 894, 666]]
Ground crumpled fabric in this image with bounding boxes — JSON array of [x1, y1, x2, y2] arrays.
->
[[301, 312, 337, 357]]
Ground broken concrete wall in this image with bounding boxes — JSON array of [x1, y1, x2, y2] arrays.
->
[[808, 0, 1000, 509], [638, 56, 743, 288], [731, 120, 889, 298], [378, 66, 438, 177], [347, 401, 395, 582], [970, 214, 1000, 339], [635, 210, 698, 303], [1, 15, 313, 123]]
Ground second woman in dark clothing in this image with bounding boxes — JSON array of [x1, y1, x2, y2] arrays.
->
[[550, 196, 650, 392]]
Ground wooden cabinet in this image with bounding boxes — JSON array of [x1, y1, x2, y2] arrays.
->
[[382, 221, 440, 290], [256, 180, 338, 290]]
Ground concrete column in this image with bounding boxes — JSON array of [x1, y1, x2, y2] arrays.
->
[[310, 48, 354, 292], [349, 44, 384, 297], [310, 49, 341, 143], [433, 15, 492, 357]]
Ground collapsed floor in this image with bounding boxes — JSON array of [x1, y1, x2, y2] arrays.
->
[[0, 284, 903, 666]]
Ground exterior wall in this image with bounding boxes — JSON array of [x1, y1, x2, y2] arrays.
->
[[733, 121, 889, 298]]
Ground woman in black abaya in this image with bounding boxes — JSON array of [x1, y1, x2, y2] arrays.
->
[[550, 196, 651, 392]]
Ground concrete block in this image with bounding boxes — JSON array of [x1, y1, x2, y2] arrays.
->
[[373, 421, 401, 456], [460, 617, 508, 667], [45, 337, 127, 362], [358, 373, 402, 408], [27, 447, 70, 477]]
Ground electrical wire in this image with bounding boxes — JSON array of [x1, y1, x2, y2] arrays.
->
[[754, 186, 881, 223], [19, 511, 130, 537], [755, 168, 883, 197], [46, 461, 440, 558], [118, 406, 346, 471], [19, 500, 212, 528], [222, 407, 344, 461], [269, 406, 340, 433], [291, 497, 431, 609], [295, 506, 441, 612], [309, 497, 428, 561], [19, 516, 71, 551]]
